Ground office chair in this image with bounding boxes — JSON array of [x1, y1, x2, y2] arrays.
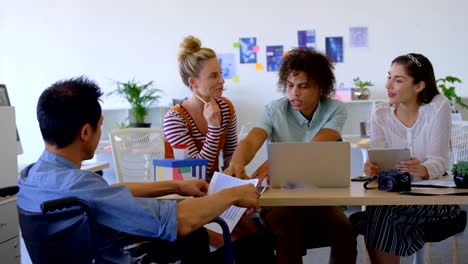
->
[[18, 196, 234, 264], [110, 128, 165, 183]]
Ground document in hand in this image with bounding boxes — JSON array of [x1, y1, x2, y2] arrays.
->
[[204, 172, 259, 234]]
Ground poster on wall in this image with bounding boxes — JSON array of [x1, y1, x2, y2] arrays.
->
[[349, 27, 368, 48], [239, 37, 257, 64], [325, 37, 344, 63], [297, 30, 316, 50], [266, 45, 284, 72], [218, 53, 236, 79]]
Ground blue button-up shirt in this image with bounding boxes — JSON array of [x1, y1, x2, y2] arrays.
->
[[256, 97, 347, 142], [18, 150, 178, 263]]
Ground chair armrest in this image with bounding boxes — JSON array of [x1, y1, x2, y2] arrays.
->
[[0, 185, 19, 197], [41, 196, 82, 213], [209, 217, 234, 264]]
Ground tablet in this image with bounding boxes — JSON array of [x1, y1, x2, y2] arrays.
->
[[367, 148, 411, 172]]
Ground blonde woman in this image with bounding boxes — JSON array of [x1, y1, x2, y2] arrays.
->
[[163, 35, 275, 263]]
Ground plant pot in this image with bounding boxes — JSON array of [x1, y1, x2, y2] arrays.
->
[[351, 88, 370, 100], [452, 113, 462, 121], [130, 123, 151, 128], [454, 174, 468, 188]]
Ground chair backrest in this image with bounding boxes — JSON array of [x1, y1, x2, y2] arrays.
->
[[110, 128, 165, 183], [451, 121, 468, 165], [18, 197, 102, 264]]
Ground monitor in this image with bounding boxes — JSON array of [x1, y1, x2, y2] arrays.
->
[[0, 84, 23, 155]]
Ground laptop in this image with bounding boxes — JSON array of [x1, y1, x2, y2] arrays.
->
[[268, 142, 350, 188]]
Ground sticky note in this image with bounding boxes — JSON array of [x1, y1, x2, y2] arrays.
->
[[252, 45, 260, 53], [255, 63, 263, 71], [232, 75, 240, 83], [233, 42, 240, 48]]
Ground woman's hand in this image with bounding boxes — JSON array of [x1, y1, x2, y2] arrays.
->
[[395, 157, 429, 180], [223, 164, 250, 180], [203, 100, 221, 127], [364, 160, 381, 176]]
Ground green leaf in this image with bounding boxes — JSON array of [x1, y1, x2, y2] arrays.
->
[[353, 77, 374, 92], [437, 75, 465, 112], [108, 78, 163, 124]]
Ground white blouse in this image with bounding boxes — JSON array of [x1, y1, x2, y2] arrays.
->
[[370, 94, 451, 179]]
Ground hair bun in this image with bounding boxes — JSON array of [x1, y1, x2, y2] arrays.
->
[[178, 35, 202, 60]]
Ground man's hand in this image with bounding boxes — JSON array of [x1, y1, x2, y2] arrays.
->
[[364, 160, 381, 176], [251, 161, 269, 185], [223, 164, 249, 179], [229, 184, 260, 209], [177, 179, 209, 197], [395, 157, 429, 180]]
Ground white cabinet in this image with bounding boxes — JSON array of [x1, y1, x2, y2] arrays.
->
[[342, 100, 387, 136], [0, 107, 20, 264], [0, 198, 20, 263]]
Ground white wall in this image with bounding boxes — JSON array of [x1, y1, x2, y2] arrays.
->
[[1, 0, 468, 163]]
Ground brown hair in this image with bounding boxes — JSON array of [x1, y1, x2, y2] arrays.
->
[[177, 35, 217, 88], [391, 53, 439, 105]]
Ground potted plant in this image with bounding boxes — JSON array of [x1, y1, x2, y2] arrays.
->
[[452, 161, 468, 188], [437, 76, 468, 119], [109, 79, 162, 127], [352, 77, 374, 100]]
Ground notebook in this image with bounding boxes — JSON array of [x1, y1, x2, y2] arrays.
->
[[268, 142, 350, 188]]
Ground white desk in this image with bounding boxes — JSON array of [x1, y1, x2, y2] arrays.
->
[[18, 161, 110, 174], [80, 161, 110, 173]]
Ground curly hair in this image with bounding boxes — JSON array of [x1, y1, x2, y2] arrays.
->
[[278, 48, 335, 100], [391, 53, 439, 105]]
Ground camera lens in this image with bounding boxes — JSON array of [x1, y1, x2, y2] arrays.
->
[[383, 176, 396, 191]]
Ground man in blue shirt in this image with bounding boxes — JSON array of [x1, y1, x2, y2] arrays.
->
[[18, 76, 265, 263], [224, 48, 357, 264]]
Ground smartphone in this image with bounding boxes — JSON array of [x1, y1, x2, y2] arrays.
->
[[351, 176, 371, 182]]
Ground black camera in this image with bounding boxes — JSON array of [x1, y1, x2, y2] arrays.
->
[[378, 169, 411, 192]]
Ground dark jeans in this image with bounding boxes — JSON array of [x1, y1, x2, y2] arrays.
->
[[261, 206, 357, 264], [132, 227, 275, 264]]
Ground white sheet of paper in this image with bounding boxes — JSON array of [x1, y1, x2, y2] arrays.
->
[[203, 172, 258, 234], [412, 178, 456, 188]]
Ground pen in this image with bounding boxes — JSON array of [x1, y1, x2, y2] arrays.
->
[[194, 94, 207, 104]]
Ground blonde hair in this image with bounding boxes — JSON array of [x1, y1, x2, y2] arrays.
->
[[178, 35, 217, 88]]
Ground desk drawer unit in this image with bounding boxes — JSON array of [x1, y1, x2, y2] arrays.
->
[[0, 200, 19, 242], [0, 236, 20, 264]]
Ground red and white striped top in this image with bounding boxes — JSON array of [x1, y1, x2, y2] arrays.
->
[[163, 97, 238, 173]]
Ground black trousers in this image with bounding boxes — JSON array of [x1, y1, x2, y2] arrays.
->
[[133, 227, 275, 264]]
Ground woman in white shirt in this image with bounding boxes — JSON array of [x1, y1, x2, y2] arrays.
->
[[351, 53, 460, 264]]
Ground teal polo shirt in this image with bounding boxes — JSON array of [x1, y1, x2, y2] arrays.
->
[[255, 97, 347, 143]]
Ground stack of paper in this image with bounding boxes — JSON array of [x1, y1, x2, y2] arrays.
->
[[204, 172, 258, 234]]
